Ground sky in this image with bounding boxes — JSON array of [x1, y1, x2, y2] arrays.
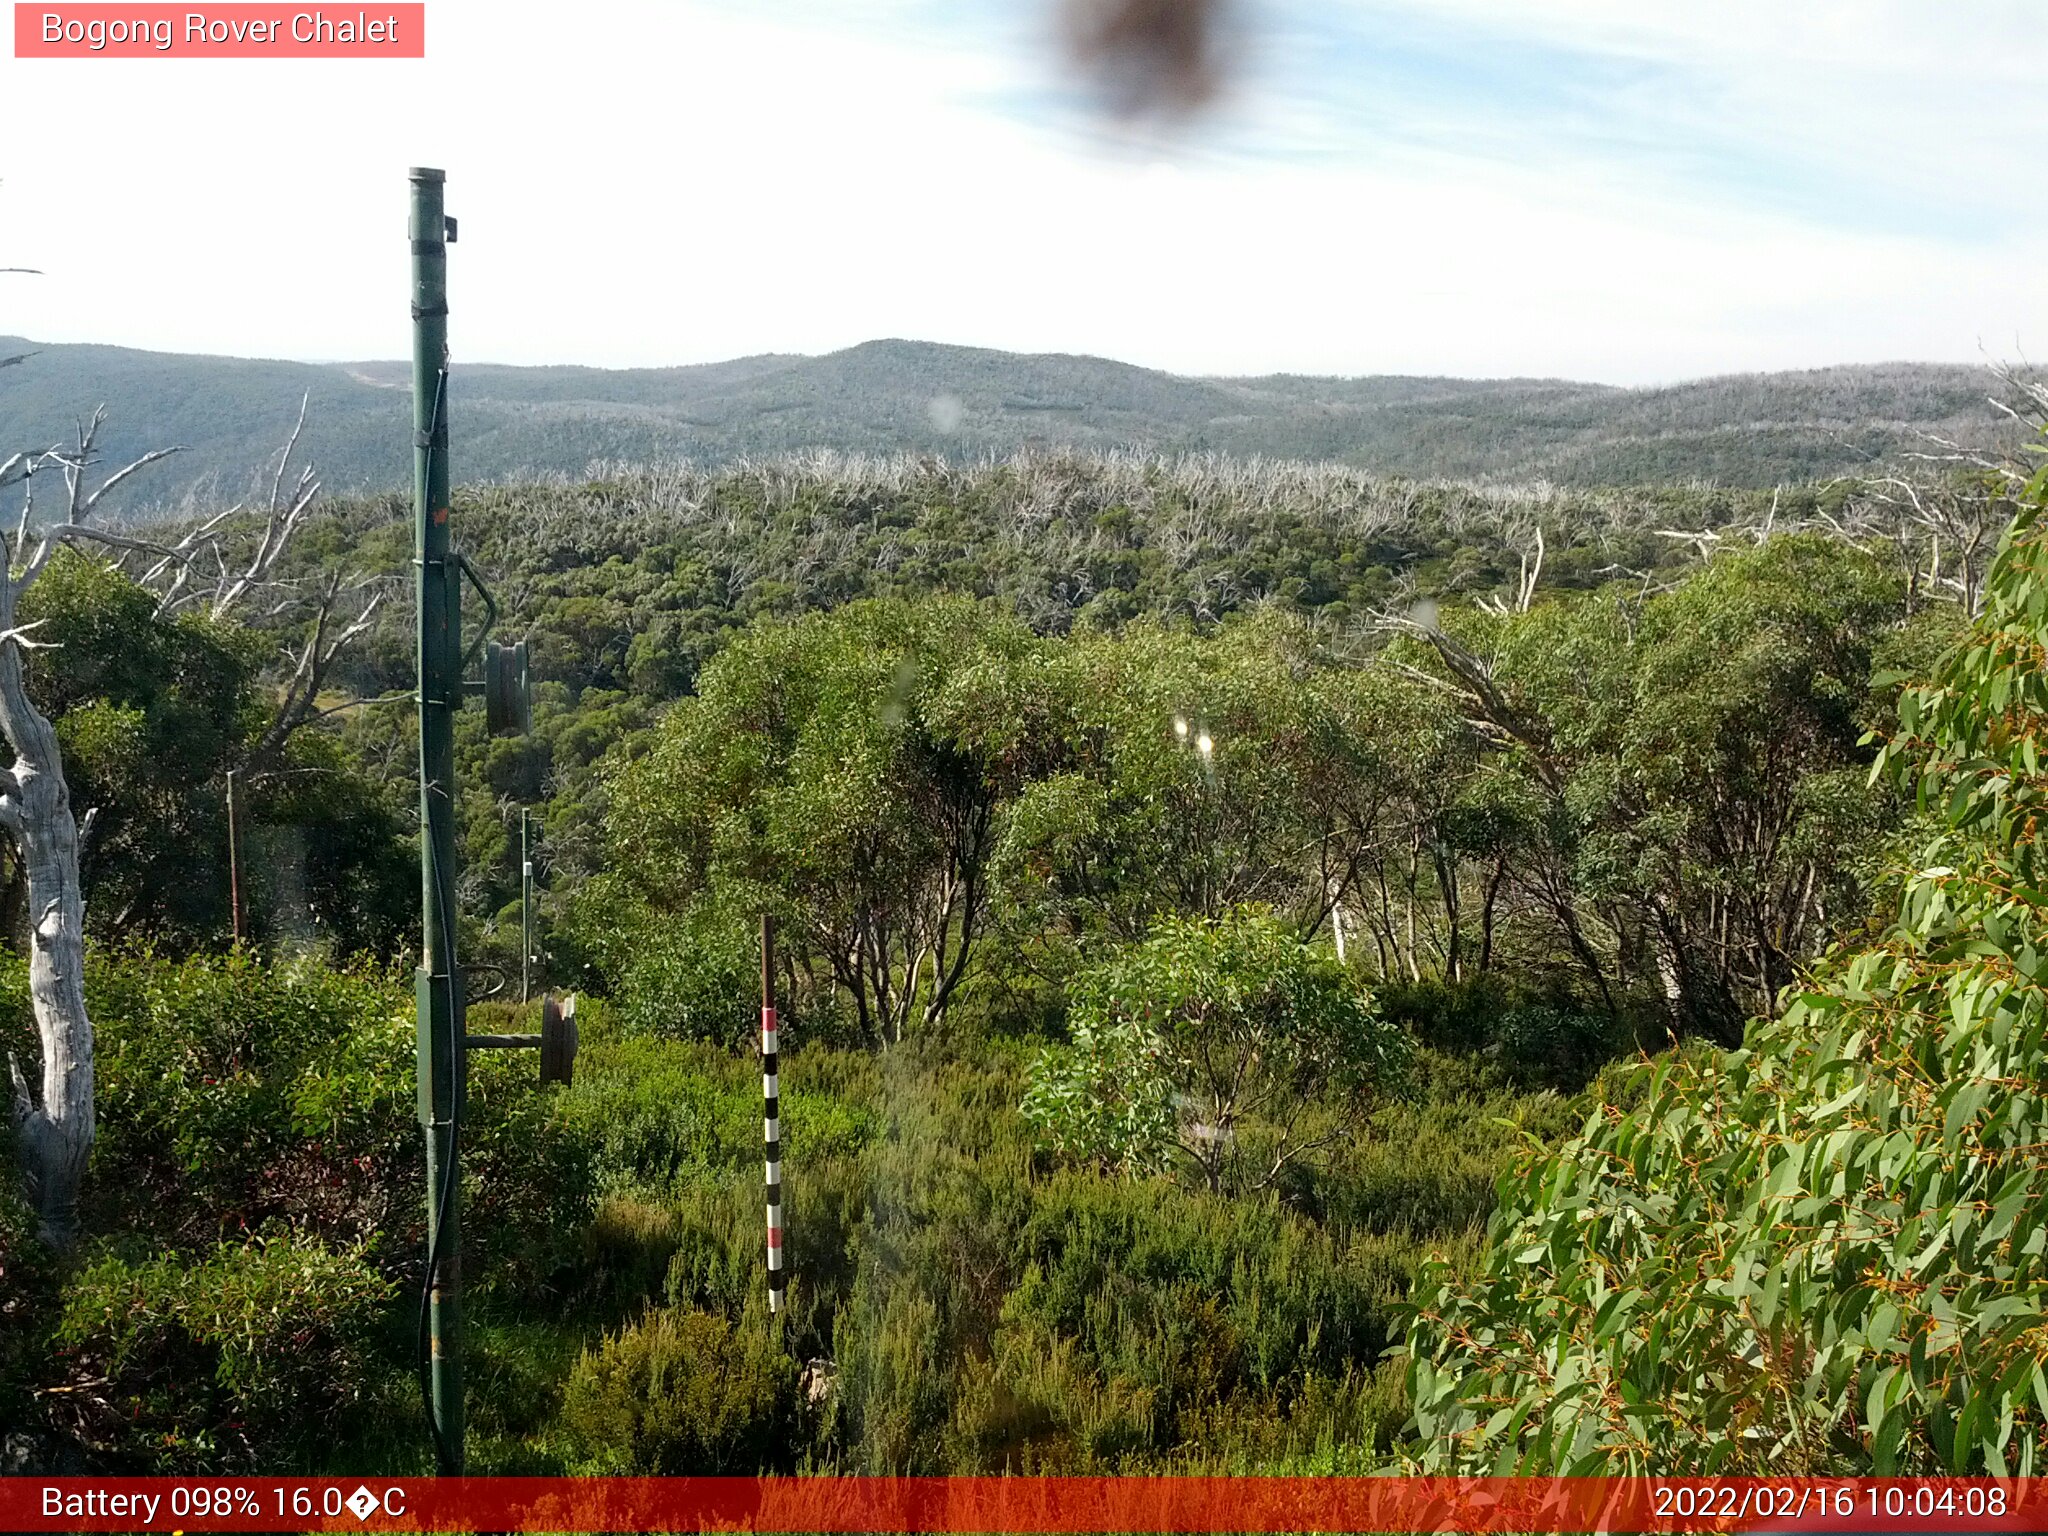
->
[[1, 0, 2043, 384]]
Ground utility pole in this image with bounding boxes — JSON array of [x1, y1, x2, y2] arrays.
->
[[411, 165, 465, 1476], [224, 768, 242, 945], [406, 166, 554, 1480], [520, 807, 532, 1005]]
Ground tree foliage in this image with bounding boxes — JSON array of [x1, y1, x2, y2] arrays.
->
[[608, 596, 1045, 1045], [0, 552, 411, 953], [1404, 484, 2048, 1474], [606, 543, 1919, 1048], [0, 429, 2001, 1472], [1404, 536, 1915, 1037], [260, 451, 1971, 1023]]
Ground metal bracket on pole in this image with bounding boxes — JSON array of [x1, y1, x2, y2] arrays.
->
[[455, 550, 497, 671], [465, 994, 578, 1086], [451, 550, 530, 736]]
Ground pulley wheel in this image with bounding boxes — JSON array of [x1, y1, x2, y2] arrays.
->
[[539, 993, 578, 1086], [484, 639, 531, 738]]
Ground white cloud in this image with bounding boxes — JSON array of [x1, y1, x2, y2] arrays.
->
[[0, 0, 2039, 383], [1312, 0, 2048, 220]]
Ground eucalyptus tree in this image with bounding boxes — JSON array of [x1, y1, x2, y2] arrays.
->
[[1407, 476, 2048, 1475], [988, 615, 1428, 955], [611, 595, 1051, 1045], [1, 417, 183, 1242], [1391, 535, 1911, 1037], [1, 405, 375, 1242]]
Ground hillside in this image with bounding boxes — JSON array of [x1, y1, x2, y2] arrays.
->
[[0, 334, 2014, 503]]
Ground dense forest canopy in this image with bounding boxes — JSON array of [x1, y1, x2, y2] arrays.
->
[[239, 451, 1984, 1039], [4, 422, 2044, 1477]]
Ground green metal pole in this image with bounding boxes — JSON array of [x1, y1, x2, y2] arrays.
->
[[521, 808, 532, 1005], [224, 768, 241, 945], [410, 165, 465, 1475]]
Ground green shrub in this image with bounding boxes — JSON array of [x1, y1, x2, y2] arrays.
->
[[1154, 1359, 1410, 1472], [84, 949, 415, 1248], [556, 1037, 886, 1361], [939, 958, 1067, 1044], [1489, 1002, 1634, 1093], [657, 1174, 762, 1321], [1022, 907, 1410, 1194], [1315, 1051, 1576, 1237], [0, 941, 1569, 1480], [50, 1235, 392, 1472], [579, 1193, 685, 1315], [567, 884, 761, 1047], [832, 1141, 1426, 1472], [554, 1036, 878, 1199], [653, 1155, 866, 1365], [838, 1283, 959, 1472], [464, 1314, 589, 1473], [0, 1135, 52, 1447], [465, 1047, 597, 1301], [1377, 974, 1648, 1090], [832, 1132, 1034, 1472], [561, 1306, 800, 1473], [1376, 975, 1515, 1056], [62, 949, 590, 1301], [1005, 1171, 1408, 1400]]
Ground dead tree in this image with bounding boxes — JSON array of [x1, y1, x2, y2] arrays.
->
[[1820, 473, 2008, 619], [136, 395, 392, 778], [1477, 521, 1545, 616], [2, 400, 374, 1244], [0, 412, 183, 1245]]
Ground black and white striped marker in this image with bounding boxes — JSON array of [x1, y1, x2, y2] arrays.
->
[[761, 914, 784, 1315]]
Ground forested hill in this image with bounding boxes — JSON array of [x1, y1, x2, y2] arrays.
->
[[0, 334, 2014, 501]]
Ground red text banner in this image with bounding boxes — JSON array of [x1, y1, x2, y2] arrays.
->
[[15, 4, 424, 57], [1, 1477, 2044, 1533]]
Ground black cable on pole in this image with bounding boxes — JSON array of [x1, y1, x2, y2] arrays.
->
[[412, 368, 462, 1474], [416, 830, 461, 1471]]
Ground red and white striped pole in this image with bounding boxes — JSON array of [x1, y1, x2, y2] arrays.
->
[[761, 913, 785, 1315]]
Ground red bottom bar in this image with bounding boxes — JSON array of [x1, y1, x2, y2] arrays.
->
[[3, 1476, 2042, 1533]]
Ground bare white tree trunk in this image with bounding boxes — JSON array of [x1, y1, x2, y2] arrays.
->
[[0, 403, 358, 1246], [0, 258, 84, 1240], [0, 419, 182, 1246], [0, 604, 91, 1245]]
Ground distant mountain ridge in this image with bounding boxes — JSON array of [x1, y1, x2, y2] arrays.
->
[[0, 334, 2015, 505]]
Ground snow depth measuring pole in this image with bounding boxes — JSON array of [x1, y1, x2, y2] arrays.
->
[[762, 914, 785, 1313], [410, 166, 558, 1475]]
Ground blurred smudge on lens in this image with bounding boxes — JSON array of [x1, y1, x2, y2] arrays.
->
[[1058, 0, 1233, 121], [927, 394, 965, 434]]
